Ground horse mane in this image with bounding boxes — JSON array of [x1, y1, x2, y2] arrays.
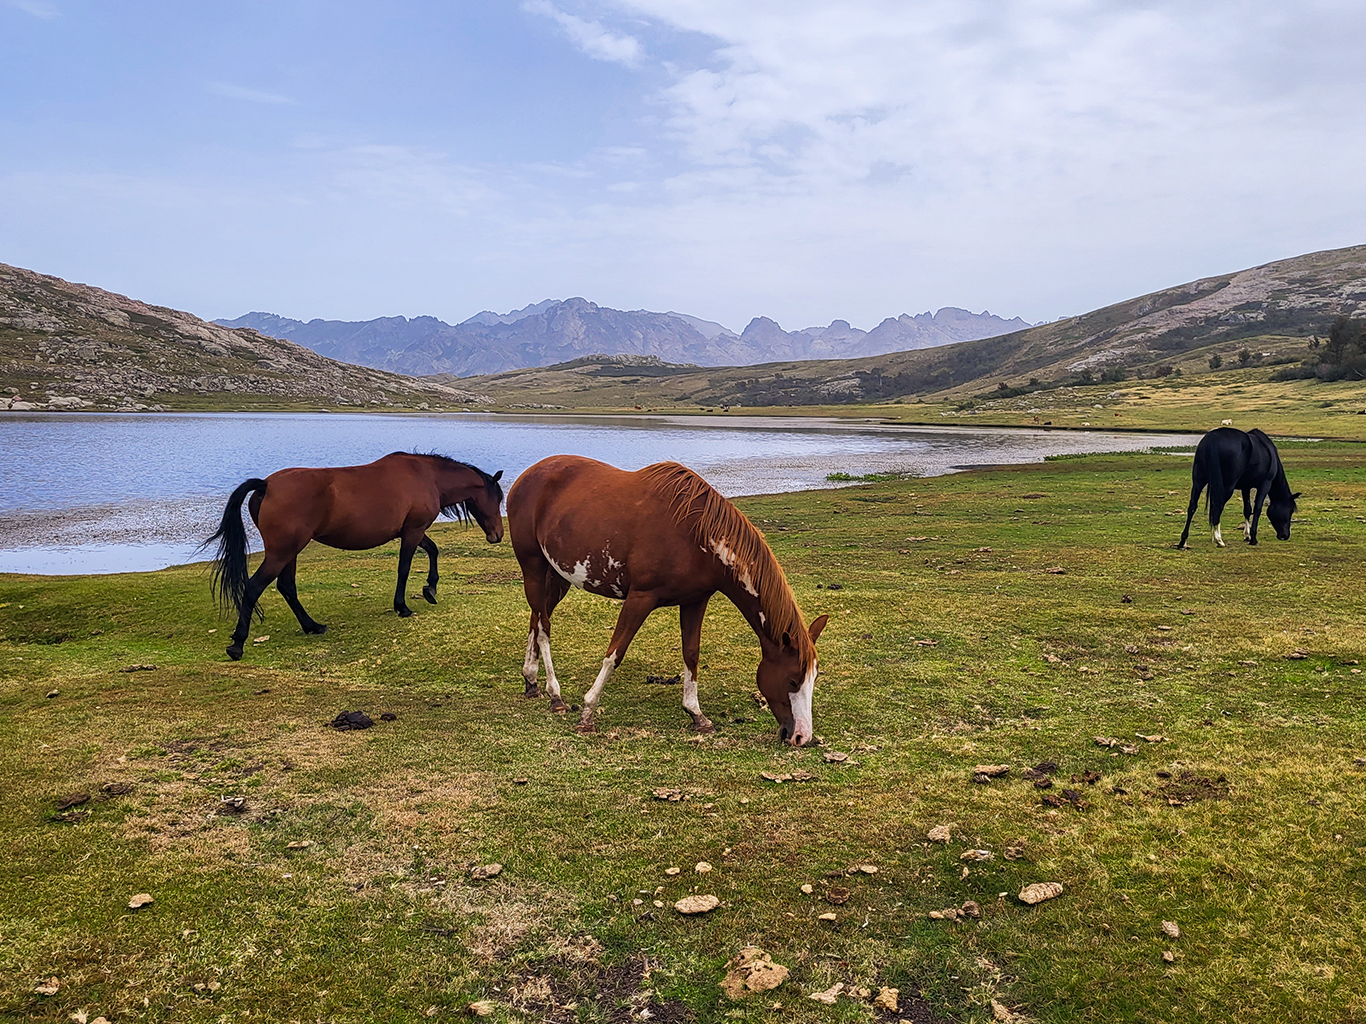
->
[[638, 461, 814, 666], [405, 452, 504, 520]]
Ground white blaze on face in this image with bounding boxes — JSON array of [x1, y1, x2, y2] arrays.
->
[[788, 662, 817, 745]]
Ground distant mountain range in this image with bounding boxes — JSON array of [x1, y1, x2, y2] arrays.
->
[[215, 301, 1031, 377]]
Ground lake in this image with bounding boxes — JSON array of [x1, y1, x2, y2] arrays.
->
[[0, 412, 1199, 574]]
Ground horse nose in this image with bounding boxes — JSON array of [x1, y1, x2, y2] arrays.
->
[[788, 730, 808, 747]]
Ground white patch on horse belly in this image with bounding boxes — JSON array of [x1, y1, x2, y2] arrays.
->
[[543, 546, 590, 589]]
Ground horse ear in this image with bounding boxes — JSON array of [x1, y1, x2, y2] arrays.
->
[[1291, 491, 1301, 500], [808, 614, 829, 643], [493, 470, 504, 482], [781, 629, 792, 649]]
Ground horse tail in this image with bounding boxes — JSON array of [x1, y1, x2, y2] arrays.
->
[[205, 478, 267, 621]]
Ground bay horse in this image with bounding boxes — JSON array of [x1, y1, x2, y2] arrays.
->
[[508, 455, 828, 744], [1178, 427, 1299, 548], [206, 452, 504, 661]]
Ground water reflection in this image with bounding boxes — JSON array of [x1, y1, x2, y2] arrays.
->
[[0, 411, 1197, 574]]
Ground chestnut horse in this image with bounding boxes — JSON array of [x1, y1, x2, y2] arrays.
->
[[206, 452, 504, 661], [509, 456, 828, 744]]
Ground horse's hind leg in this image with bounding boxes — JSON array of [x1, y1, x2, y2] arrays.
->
[[521, 568, 570, 705], [227, 551, 290, 661], [393, 534, 421, 617], [1240, 488, 1254, 539], [679, 598, 714, 733], [419, 535, 439, 604], [1178, 480, 1203, 549], [1208, 487, 1234, 547], [277, 557, 326, 636]]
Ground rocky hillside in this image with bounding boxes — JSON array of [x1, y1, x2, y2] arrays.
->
[[218, 300, 1027, 376], [0, 263, 488, 412], [457, 245, 1366, 408]]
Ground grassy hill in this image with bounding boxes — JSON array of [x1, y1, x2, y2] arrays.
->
[[451, 245, 1366, 426], [0, 263, 490, 412]]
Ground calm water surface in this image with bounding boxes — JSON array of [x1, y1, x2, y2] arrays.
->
[[0, 412, 1197, 573]]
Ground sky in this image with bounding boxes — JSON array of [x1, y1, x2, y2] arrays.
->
[[2, 0, 1364, 333]]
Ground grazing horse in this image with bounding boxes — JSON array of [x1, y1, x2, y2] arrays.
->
[[509, 456, 829, 744], [206, 452, 504, 661], [1178, 428, 1299, 549]]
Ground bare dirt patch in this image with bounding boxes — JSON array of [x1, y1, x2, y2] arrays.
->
[[505, 951, 693, 1024]]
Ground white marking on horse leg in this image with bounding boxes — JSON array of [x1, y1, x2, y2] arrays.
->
[[682, 666, 702, 717], [1213, 524, 1225, 547], [1241, 517, 1252, 538], [579, 653, 618, 727], [787, 664, 817, 746], [522, 629, 539, 687], [536, 625, 561, 701], [682, 666, 713, 731]]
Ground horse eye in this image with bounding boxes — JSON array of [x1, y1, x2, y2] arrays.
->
[[789, 680, 801, 692]]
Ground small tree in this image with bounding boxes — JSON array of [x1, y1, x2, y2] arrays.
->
[[1238, 348, 1252, 367], [1208, 353, 1223, 370]]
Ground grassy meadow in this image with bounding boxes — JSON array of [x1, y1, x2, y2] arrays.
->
[[2, 443, 1365, 1023]]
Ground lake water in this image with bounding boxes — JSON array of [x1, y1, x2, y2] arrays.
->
[[0, 412, 1198, 574]]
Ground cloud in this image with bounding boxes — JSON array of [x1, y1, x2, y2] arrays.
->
[[208, 81, 296, 105], [524, 0, 643, 67], [5, 0, 59, 18]]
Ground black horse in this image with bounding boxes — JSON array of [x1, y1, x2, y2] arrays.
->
[[1178, 428, 1300, 549]]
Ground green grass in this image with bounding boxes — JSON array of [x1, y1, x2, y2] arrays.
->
[[3, 446, 1366, 1022]]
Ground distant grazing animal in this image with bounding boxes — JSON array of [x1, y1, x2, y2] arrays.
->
[[1221, 419, 1233, 426], [1177, 428, 1299, 549], [206, 452, 504, 661], [508, 456, 828, 744]]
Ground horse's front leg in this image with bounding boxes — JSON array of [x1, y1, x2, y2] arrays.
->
[[1248, 485, 1268, 545], [578, 593, 655, 734], [679, 598, 714, 733], [419, 535, 439, 603], [1240, 488, 1254, 539]]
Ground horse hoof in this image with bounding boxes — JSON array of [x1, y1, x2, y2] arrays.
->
[[576, 720, 596, 734], [549, 698, 568, 714], [396, 607, 413, 618], [692, 720, 716, 735], [422, 587, 437, 604], [523, 687, 542, 699], [226, 645, 243, 661], [307, 624, 328, 636]]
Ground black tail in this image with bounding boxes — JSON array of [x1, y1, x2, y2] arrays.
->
[[204, 478, 267, 622]]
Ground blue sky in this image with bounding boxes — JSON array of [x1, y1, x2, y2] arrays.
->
[[3, 0, 1364, 333]]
